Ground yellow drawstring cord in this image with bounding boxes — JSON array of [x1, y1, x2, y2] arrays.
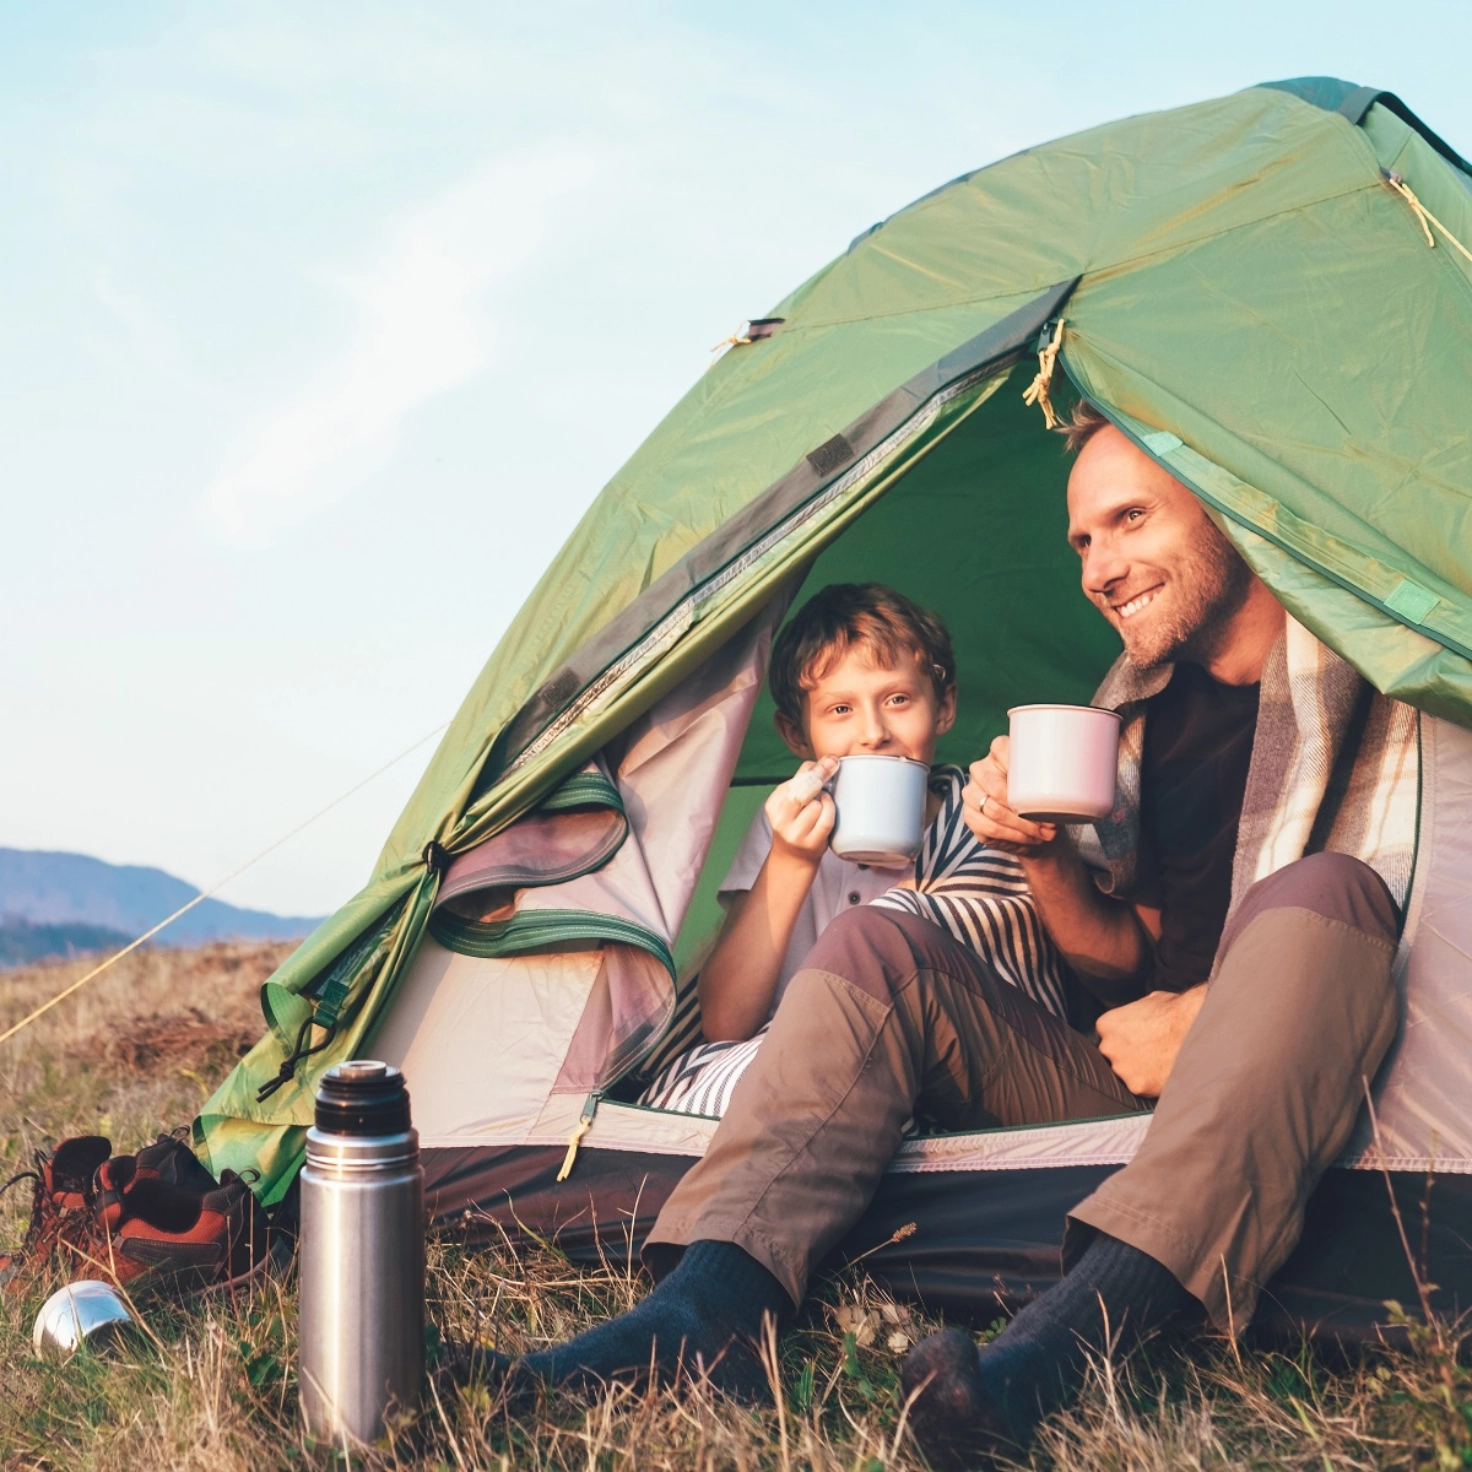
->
[[1021, 319, 1066, 429], [555, 1117, 592, 1182], [555, 1093, 601, 1182], [1386, 172, 1472, 266]]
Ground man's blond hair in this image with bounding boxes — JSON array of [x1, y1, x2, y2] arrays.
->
[[1059, 399, 1110, 455]]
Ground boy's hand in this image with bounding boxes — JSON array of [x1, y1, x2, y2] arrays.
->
[[766, 756, 839, 864], [963, 736, 1062, 856]]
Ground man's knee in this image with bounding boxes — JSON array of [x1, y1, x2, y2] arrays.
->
[[1219, 852, 1398, 961]]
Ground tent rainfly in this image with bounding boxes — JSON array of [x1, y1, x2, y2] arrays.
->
[[198, 78, 1472, 1340]]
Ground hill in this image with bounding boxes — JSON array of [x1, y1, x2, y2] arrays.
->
[[0, 847, 321, 966], [0, 917, 135, 968]]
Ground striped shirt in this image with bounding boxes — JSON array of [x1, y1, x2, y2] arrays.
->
[[871, 766, 1069, 1021], [640, 766, 1068, 1118]]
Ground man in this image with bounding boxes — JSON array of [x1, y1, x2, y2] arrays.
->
[[481, 404, 1409, 1464]]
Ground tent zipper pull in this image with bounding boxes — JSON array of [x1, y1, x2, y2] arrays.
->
[[555, 1092, 601, 1182]]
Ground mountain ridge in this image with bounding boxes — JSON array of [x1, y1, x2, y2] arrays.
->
[[0, 847, 322, 963]]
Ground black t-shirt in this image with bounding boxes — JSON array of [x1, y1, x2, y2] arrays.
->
[[1135, 663, 1260, 991]]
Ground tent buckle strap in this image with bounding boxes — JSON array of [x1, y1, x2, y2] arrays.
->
[[1022, 319, 1066, 429], [421, 841, 451, 875], [709, 317, 785, 356], [1384, 172, 1472, 264], [555, 1092, 602, 1182]]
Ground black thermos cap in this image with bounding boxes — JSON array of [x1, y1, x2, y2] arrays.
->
[[314, 1060, 412, 1137]]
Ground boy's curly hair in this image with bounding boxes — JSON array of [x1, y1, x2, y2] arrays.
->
[[769, 583, 955, 726]]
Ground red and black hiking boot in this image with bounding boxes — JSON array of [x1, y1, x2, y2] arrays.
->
[[0, 1135, 113, 1293], [78, 1169, 272, 1291], [95, 1130, 220, 1233]]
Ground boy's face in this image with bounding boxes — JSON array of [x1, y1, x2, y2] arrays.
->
[[775, 644, 955, 765]]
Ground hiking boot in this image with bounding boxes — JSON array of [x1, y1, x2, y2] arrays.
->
[[77, 1169, 272, 1291], [95, 1130, 219, 1233], [0, 1135, 112, 1293]]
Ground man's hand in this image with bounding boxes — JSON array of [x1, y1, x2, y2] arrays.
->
[[1095, 985, 1207, 1097], [963, 736, 1063, 856], [766, 756, 839, 865]]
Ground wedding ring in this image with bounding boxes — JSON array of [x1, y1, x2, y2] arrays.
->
[[979, 792, 989, 815]]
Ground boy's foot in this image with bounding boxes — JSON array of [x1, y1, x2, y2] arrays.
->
[[454, 1240, 789, 1400]]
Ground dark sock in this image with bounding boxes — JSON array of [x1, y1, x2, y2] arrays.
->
[[903, 1234, 1193, 1466], [514, 1239, 789, 1397]]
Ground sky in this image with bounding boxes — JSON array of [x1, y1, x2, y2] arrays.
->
[[3, 1, 1468, 919]]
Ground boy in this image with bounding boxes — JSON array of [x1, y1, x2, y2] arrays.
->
[[702, 581, 957, 1041], [468, 582, 1072, 1399], [643, 582, 1067, 1116]]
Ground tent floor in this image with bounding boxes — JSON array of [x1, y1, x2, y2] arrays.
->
[[424, 1145, 1472, 1346]]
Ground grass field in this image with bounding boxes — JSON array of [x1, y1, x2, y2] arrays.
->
[[1, 943, 1468, 1469]]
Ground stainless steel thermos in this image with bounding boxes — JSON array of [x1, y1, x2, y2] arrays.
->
[[299, 1060, 425, 1442]]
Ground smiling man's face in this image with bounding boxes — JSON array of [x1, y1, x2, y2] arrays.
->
[[1066, 426, 1253, 671]]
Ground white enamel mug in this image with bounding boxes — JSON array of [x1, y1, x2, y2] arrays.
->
[[1006, 704, 1122, 823], [829, 754, 929, 866]]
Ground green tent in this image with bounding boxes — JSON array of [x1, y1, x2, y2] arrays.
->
[[196, 77, 1472, 1334]]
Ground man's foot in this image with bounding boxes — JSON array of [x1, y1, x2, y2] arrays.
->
[[453, 1240, 790, 1400], [900, 1328, 1017, 1470], [902, 1233, 1194, 1466]]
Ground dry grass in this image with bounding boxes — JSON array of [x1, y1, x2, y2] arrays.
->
[[2, 945, 1469, 1469]]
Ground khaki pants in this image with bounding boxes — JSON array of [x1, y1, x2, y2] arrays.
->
[[644, 852, 1399, 1331]]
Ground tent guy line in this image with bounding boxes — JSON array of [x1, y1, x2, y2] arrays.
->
[[1385, 170, 1472, 261], [0, 719, 451, 1048]]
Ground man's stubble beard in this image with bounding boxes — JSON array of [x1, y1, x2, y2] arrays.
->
[[1116, 522, 1255, 673]]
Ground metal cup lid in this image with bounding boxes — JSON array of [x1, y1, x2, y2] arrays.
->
[[33, 1280, 138, 1360]]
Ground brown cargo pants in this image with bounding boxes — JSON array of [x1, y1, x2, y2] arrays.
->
[[644, 851, 1400, 1331]]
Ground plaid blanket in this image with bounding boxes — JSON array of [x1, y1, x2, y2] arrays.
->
[[1075, 616, 1421, 925]]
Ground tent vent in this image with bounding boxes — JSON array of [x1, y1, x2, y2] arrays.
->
[[807, 433, 854, 478]]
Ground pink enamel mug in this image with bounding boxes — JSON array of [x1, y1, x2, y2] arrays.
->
[[1006, 704, 1121, 823]]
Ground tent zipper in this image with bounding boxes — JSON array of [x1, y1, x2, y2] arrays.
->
[[555, 1091, 602, 1182], [497, 281, 1083, 786]]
